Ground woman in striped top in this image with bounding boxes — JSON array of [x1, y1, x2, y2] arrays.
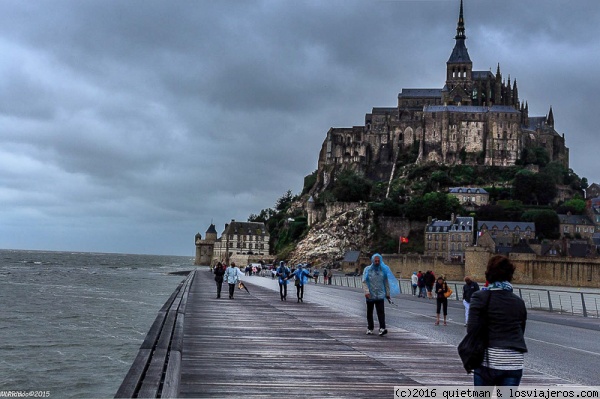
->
[[468, 255, 527, 386]]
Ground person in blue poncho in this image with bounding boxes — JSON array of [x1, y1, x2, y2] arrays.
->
[[292, 263, 312, 303], [362, 253, 400, 336], [276, 261, 291, 301]]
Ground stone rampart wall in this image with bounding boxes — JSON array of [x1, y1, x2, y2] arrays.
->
[[382, 254, 465, 281], [464, 247, 600, 287]]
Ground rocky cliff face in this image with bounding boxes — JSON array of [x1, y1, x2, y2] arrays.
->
[[288, 203, 374, 266]]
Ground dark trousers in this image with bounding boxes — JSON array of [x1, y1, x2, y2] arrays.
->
[[228, 283, 236, 298], [279, 282, 287, 299], [474, 366, 523, 386], [215, 279, 223, 298], [436, 297, 448, 315], [366, 299, 385, 330], [296, 284, 304, 300]]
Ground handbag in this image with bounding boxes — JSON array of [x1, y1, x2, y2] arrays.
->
[[294, 278, 300, 287], [444, 288, 453, 298], [457, 290, 492, 373]]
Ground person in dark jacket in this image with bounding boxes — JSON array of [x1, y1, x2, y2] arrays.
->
[[468, 255, 527, 387], [434, 276, 449, 326], [424, 270, 435, 299], [213, 262, 225, 299], [462, 276, 480, 326], [276, 261, 291, 301]]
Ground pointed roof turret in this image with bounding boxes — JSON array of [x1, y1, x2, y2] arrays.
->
[[206, 223, 217, 235], [447, 0, 471, 64], [547, 106, 554, 127]]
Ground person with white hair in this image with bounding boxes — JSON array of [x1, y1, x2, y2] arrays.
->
[[223, 262, 240, 299]]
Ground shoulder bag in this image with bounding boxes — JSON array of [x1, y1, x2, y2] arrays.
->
[[444, 284, 453, 298], [457, 290, 492, 373]]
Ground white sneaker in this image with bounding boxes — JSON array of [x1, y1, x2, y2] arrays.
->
[[378, 328, 388, 336], [366, 329, 373, 335]]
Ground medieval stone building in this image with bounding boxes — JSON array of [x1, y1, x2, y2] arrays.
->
[[314, 0, 569, 189], [195, 220, 272, 266]]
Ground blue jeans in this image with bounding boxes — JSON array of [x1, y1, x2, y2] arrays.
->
[[474, 366, 523, 386]]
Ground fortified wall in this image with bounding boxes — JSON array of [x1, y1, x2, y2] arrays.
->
[[463, 247, 600, 288], [383, 254, 465, 281], [361, 247, 600, 288]]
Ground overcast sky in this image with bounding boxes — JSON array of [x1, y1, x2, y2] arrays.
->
[[1, 0, 599, 256]]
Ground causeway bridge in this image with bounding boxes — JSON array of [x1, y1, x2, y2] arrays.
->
[[115, 268, 599, 398]]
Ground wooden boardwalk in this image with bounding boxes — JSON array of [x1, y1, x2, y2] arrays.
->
[[116, 269, 572, 398]]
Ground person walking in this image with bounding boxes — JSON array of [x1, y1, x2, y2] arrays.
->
[[435, 276, 449, 326], [469, 255, 527, 387], [276, 261, 291, 301], [292, 264, 312, 302], [417, 271, 425, 298], [411, 272, 418, 296], [223, 262, 240, 299], [213, 262, 225, 299], [323, 268, 328, 285], [424, 270, 435, 299], [362, 253, 400, 336], [462, 276, 480, 326]]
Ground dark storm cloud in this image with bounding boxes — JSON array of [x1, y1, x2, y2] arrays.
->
[[0, 0, 598, 255]]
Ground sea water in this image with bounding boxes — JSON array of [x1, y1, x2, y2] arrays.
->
[[0, 249, 194, 399]]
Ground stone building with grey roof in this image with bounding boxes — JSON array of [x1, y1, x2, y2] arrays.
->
[[477, 221, 536, 254], [425, 215, 474, 262], [558, 213, 596, 241], [195, 220, 272, 266], [448, 187, 489, 209], [312, 0, 569, 190]]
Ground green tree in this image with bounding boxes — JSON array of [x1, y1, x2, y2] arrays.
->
[[476, 204, 507, 221], [331, 170, 372, 202], [513, 171, 557, 205], [522, 209, 560, 239], [406, 192, 462, 221], [557, 198, 586, 215], [275, 190, 294, 211], [302, 170, 318, 195]]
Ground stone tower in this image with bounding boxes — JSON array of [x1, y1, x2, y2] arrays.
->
[[194, 223, 217, 265]]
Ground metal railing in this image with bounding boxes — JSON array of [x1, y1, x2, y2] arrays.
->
[[261, 271, 600, 318]]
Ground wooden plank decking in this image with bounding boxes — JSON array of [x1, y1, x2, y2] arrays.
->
[[117, 269, 572, 398]]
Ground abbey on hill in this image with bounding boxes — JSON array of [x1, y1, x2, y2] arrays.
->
[[314, 0, 569, 187]]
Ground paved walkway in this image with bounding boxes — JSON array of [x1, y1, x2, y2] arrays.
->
[[177, 270, 570, 398]]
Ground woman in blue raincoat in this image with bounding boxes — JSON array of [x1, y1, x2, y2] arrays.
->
[[362, 253, 400, 336], [292, 263, 312, 303]]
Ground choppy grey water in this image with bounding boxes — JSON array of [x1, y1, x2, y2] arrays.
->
[[0, 249, 194, 399]]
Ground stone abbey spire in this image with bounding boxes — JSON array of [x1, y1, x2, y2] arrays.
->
[[444, 0, 473, 105]]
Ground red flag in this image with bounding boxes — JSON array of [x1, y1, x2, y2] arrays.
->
[[400, 236, 409, 244]]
